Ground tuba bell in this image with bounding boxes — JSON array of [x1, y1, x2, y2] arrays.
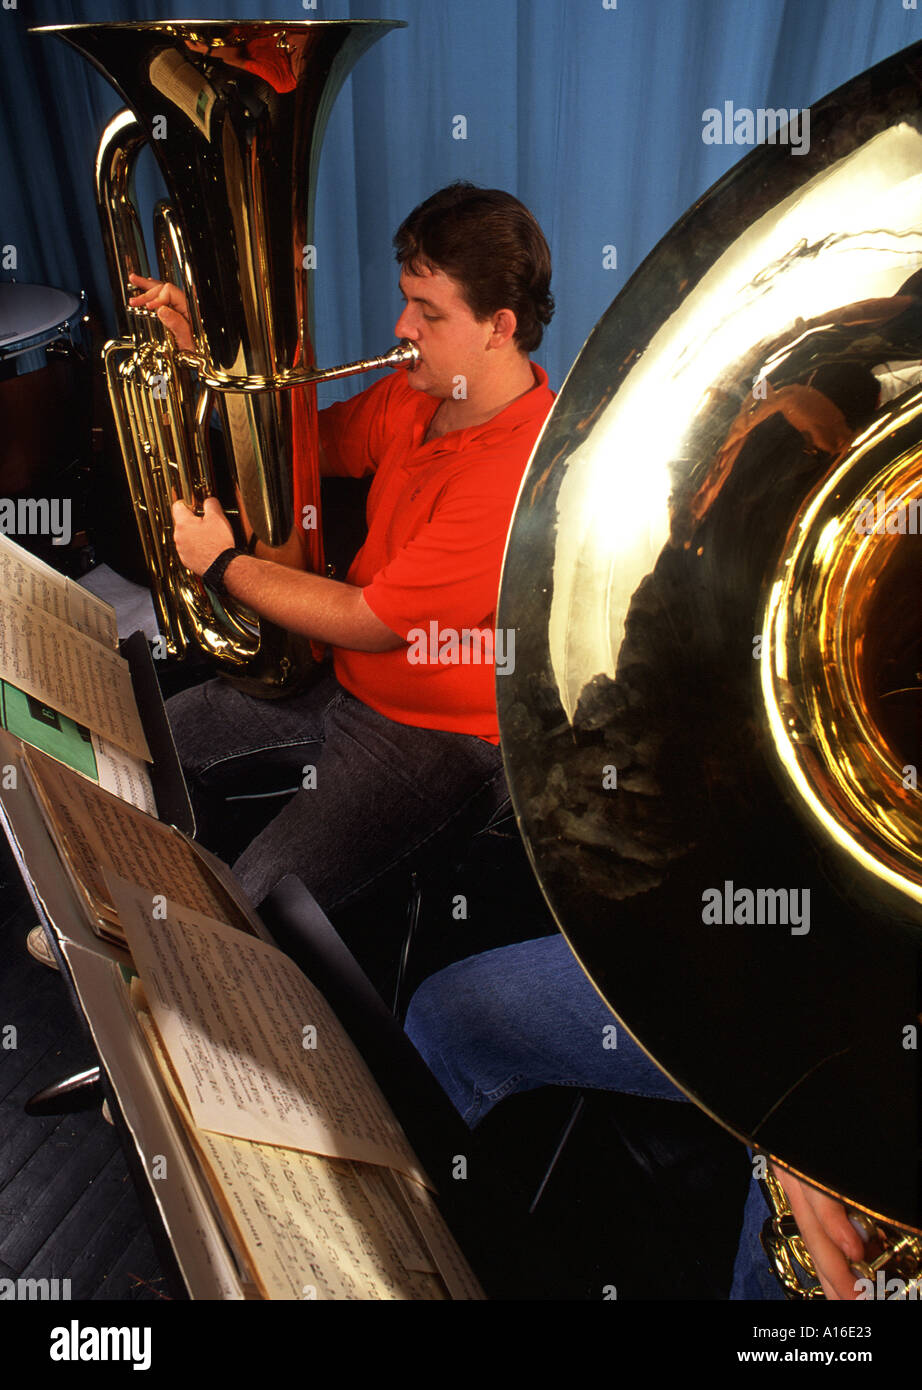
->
[[37, 19, 417, 695], [497, 41, 922, 1294]]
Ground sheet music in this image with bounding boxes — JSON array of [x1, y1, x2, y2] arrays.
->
[[108, 876, 428, 1186], [148, 49, 216, 140], [135, 992, 448, 1300], [22, 747, 238, 929], [0, 534, 70, 622], [355, 1167, 436, 1274], [396, 1173, 486, 1301], [0, 589, 149, 760], [195, 1138, 440, 1301], [66, 580, 119, 646], [91, 733, 156, 814], [136, 1000, 447, 1301], [0, 534, 119, 646], [0, 542, 150, 802]]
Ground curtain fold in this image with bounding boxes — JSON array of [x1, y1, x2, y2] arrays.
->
[[3, 0, 919, 397]]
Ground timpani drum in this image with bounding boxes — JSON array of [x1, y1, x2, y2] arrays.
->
[[0, 283, 90, 498]]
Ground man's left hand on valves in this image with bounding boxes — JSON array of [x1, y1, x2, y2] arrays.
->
[[172, 495, 236, 576]]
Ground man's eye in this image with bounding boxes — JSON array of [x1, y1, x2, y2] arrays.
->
[[423, 313, 441, 322]]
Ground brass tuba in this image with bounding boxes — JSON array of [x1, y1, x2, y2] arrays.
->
[[497, 43, 922, 1294], [38, 19, 417, 695]]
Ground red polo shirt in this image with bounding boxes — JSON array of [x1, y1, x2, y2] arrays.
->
[[318, 365, 554, 742]]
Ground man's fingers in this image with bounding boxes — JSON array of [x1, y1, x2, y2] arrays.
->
[[202, 496, 228, 524], [807, 1240, 862, 1302], [172, 495, 221, 519], [127, 276, 189, 321], [155, 305, 194, 352], [127, 273, 165, 305], [825, 1205, 868, 1264], [126, 275, 194, 347], [171, 495, 202, 522], [774, 1168, 865, 1301]]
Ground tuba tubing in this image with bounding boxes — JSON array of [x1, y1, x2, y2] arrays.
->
[[42, 18, 411, 694]]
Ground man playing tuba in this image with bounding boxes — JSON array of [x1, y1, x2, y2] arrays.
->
[[136, 183, 554, 932]]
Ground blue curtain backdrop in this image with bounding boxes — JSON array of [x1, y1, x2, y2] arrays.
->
[[2, 0, 921, 398]]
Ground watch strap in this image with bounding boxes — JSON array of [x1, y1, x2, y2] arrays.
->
[[202, 547, 245, 598]]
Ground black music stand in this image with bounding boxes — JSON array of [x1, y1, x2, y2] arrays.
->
[[3, 629, 195, 1297]]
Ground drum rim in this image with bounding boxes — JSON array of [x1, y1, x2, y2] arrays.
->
[[0, 284, 84, 355]]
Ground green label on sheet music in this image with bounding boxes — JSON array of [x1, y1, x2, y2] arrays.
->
[[0, 681, 98, 779]]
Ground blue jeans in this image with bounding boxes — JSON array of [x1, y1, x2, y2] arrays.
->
[[166, 669, 508, 911], [405, 933, 784, 1299]]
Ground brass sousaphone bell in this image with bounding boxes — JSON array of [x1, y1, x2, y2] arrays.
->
[[498, 43, 922, 1293], [38, 20, 418, 695]]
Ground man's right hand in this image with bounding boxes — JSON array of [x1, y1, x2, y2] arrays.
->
[[771, 1165, 867, 1300], [128, 274, 194, 352]]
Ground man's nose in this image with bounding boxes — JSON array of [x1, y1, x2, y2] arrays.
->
[[395, 304, 417, 340]]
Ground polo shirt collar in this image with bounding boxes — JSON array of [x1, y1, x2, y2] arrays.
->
[[415, 363, 551, 455]]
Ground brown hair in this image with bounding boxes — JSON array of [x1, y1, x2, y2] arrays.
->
[[393, 182, 554, 352]]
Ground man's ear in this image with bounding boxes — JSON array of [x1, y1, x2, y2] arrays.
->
[[489, 307, 519, 347]]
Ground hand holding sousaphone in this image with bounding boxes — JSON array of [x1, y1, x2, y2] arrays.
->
[[763, 1165, 922, 1301]]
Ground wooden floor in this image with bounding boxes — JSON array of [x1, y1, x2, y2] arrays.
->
[[0, 834, 167, 1302]]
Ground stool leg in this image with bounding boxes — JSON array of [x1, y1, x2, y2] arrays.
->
[[529, 1093, 586, 1214], [392, 871, 423, 1024]]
